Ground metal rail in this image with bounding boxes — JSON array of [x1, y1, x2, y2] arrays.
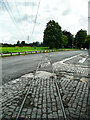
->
[[16, 56, 43, 120], [16, 53, 67, 120], [55, 81, 67, 120], [47, 54, 67, 120]]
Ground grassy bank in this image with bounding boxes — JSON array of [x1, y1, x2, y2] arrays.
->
[[0, 47, 78, 54], [0, 47, 49, 53], [0, 47, 79, 57]]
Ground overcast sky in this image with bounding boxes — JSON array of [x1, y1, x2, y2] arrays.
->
[[0, 0, 89, 44]]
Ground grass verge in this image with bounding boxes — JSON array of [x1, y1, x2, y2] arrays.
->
[[0, 47, 79, 57]]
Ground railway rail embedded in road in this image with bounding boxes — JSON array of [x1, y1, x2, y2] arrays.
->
[[1, 51, 89, 120], [15, 54, 67, 120]]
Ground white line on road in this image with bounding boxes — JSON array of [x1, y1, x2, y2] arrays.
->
[[78, 58, 86, 63], [57, 53, 82, 65], [53, 53, 88, 68]]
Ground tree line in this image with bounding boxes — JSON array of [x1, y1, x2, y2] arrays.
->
[[0, 20, 90, 49], [43, 20, 90, 49], [0, 41, 43, 47]]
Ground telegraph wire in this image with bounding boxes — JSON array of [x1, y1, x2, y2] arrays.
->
[[2, 0, 41, 42], [26, 0, 34, 43], [2, 0, 25, 38], [6, 0, 25, 38], [2, 0, 23, 37], [31, 0, 34, 25], [13, 0, 27, 38], [2, 0, 17, 28], [24, 0, 30, 43], [30, 0, 41, 39]]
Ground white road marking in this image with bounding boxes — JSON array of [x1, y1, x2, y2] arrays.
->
[[53, 53, 82, 66], [79, 58, 86, 63], [11, 79, 20, 83]]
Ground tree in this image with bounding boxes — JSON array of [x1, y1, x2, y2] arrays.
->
[[43, 20, 62, 49], [17, 41, 20, 46], [34, 41, 40, 47], [62, 30, 74, 48], [74, 29, 87, 48], [70, 34, 74, 48], [85, 35, 90, 49], [62, 35, 68, 47], [21, 41, 25, 46]]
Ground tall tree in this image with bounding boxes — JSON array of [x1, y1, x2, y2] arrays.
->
[[43, 20, 62, 49], [17, 41, 20, 46], [74, 29, 87, 48], [21, 41, 25, 46], [85, 35, 90, 49], [62, 35, 68, 47], [62, 30, 74, 48]]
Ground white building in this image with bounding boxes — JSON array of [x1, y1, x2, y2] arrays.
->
[[88, 1, 90, 35]]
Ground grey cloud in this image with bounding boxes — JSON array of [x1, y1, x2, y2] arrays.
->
[[24, 2, 37, 7], [17, 14, 33, 22], [79, 16, 88, 26], [62, 8, 71, 16], [17, 14, 41, 26], [35, 22, 41, 25], [0, 1, 37, 12], [22, 14, 30, 21], [18, 1, 37, 7], [0, 1, 6, 11]]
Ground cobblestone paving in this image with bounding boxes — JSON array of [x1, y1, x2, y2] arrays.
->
[[0, 77, 64, 119], [0, 52, 90, 119], [53, 53, 90, 120], [0, 77, 30, 119], [56, 75, 89, 120], [53, 62, 89, 78]]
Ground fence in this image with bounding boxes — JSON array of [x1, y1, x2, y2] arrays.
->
[[0, 50, 56, 57]]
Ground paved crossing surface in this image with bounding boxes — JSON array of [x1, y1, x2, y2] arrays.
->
[[1, 77, 65, 119], [0, 51, 90, 119]]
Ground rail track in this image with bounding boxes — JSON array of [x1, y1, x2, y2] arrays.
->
[[14, 53, 67, 120], [1, 51, 89, 120]]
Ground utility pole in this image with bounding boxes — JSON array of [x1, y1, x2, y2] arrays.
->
[[88, 1, 90, 54], [87, 1, 90, 117], [88, 1, 90, 35]]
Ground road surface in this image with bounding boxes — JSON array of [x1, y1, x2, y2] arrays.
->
[[1, 50, 90, 120], [2, 50, 85, 84]]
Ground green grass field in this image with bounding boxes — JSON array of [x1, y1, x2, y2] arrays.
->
[[0, 47, 49, 53], [0, 47, 78, 54]]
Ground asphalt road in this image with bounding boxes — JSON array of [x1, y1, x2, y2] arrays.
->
[[1, 50, 85, 84]]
